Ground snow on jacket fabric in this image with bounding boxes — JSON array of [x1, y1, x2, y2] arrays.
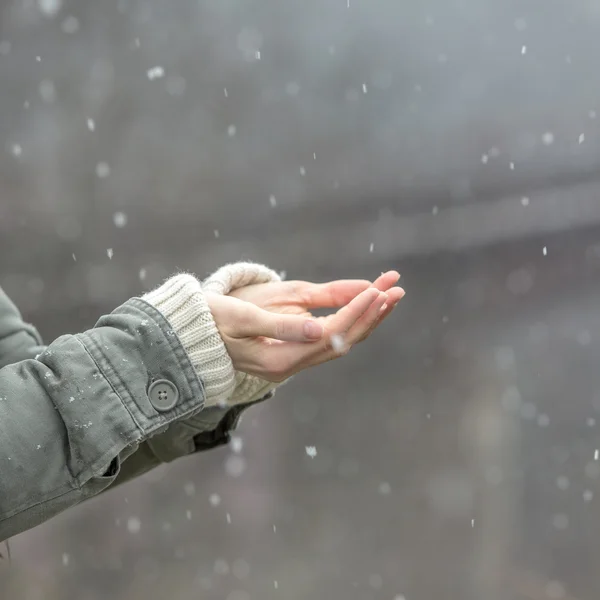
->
[[0, 262, 281, 541]]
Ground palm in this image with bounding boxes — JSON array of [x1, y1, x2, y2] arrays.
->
[[230, 272, 403, 331]]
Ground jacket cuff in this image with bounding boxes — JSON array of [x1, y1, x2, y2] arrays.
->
[[143, 274, 236, 408], [202, 262, 284, 406]]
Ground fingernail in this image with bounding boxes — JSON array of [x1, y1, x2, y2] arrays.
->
[[304, 320, 324, 340]]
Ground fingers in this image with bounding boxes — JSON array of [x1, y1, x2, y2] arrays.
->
[[234, 302, 324, 342], [358, 286, 405, 343], [338, 291, 389, 348], [297, 271, 400, 308], [256, 288, 383, 375], [299, 279, 372, 308], [371, 270, 401, 292], [326, 287, 381, 332]]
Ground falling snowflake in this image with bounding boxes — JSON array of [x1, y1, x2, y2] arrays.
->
[[378, 482, 391, 495], [113, 212, 127, 228], [139, 268, 147, 281], [62, 553, 70, 566], [481, 154, 489, 164], [96, 162, 110, 178], [231, 436, 243, 453], [214, 229, 220, 238], [369, 242, 374, 253], [543, 246, 547, 256], [227, 125, 237, 137], [147, 66, 165, 80], [106, 248, 113, 259], [11, 144, 22, 157], [209, 493, 221, 506], [541, 132, 555, 146], [362, 83, 368, 94], [521, 197, 530, 206], [579, 133, 585, 144], [87, 118, 95, 131], [127, 516, 141, 533], [595, 449, 599, 461], [305, 446, 317, 458], [38, 0, 63, 18], [521, 45, 527, 55], [269, 195, 277, 207], [330, 334, 347, 354]]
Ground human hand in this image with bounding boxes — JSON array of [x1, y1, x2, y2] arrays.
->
[[205, 271, 404, 382]]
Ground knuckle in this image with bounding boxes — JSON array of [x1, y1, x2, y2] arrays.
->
[[274, 318, 287, 340]]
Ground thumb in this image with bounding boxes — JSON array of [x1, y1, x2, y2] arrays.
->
[[237, 304, 324, 342]]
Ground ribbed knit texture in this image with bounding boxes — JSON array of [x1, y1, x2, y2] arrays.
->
[[202, 261, 282, 296], [202, 262, 286, 406], [143, 274, 236, 408]]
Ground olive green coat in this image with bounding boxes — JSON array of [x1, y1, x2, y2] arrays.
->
[[0, 287, 263, 541]]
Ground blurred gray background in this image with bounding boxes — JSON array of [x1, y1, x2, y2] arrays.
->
[[2, 0, 600, 598]]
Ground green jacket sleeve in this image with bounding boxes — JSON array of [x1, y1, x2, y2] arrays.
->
[[0, 288, 46, 369], [0, 295, 221, 541]]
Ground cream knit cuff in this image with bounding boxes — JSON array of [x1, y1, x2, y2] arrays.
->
[[142, 274, 236, 408], [202, 262, 286, 406], [202, 261, 282, 295]]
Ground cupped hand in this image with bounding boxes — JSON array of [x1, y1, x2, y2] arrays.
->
[[206, 271, 404, 382]]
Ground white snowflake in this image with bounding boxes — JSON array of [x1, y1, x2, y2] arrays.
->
[[113, 212, 128, 228], [127, 516, 141, 533], [147, 66, 165, 80], [96, 162, 110, 178], [305, 446, 317, 458], [541, 132, 555, 146], [38, 0, 62, 18], [330, 334, 347, 354]]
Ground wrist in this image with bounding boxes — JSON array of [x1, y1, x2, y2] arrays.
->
[[142, 274, 236, 408]]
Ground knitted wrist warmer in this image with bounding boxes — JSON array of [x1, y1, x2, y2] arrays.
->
[[142, 274, 236, 408], [201, 262, 286, 406]]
